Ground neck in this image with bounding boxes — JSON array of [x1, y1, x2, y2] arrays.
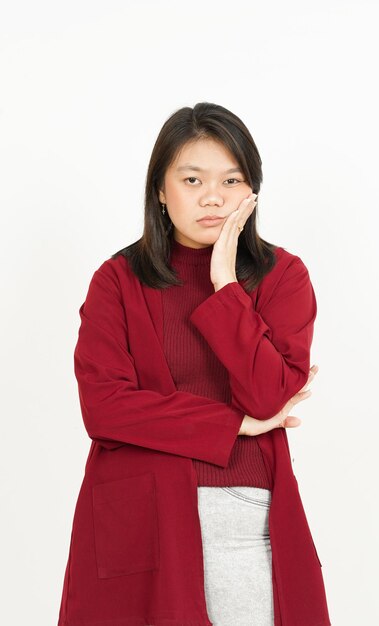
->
[[170, 238, 213, 266]]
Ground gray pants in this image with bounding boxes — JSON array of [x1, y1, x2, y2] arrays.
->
[[197, 486, 274, 626]]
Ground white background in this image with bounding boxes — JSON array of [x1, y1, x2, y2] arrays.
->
[[1, 1, 378, 624]]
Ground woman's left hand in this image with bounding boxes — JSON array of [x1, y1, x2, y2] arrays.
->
[[210, 191, 258, 291]]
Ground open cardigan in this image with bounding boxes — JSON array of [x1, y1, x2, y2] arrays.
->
[[57, 243, 332, 626]]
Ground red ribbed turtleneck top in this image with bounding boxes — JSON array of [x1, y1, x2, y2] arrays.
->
[[162, 237, 272, 489]]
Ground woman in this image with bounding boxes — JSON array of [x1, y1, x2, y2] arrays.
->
[[57, 102, 331, 626]]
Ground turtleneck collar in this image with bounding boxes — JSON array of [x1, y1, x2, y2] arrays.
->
[[170, 237, 213, 265]]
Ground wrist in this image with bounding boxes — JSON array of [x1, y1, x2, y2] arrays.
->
[[214, 278, 238, 292]]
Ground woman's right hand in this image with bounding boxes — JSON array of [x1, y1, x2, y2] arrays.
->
[[238, 365, 319, 436]]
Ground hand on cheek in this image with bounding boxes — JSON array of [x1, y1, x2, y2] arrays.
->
[[210, 192, 258, 291]]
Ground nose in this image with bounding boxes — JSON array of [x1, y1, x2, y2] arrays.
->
[[201, 193, 224, 206]]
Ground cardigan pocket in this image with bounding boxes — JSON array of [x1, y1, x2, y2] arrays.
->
[[92, 471, 160, 579]]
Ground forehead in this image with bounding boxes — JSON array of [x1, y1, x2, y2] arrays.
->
[[171, 139, 241, 174]]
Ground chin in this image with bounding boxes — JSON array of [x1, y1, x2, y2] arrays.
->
[[174, 230, 215, 248]]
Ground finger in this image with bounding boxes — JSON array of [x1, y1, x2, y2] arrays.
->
[[281, 416, 302, 428], [221, 195, 257, 239], [307, 364, 319, 382], [217, 208, 252, 248], [299, 365, 319, 392], [281, 389, 312, 413], [288, 392, 311, 415], [234, 194, 257, 220], [306, 365, 318, 382], [239, 195, 257, 217], [244, 192, 258, 205], [299, 377, 312, 392], [293, 389, 312, 403]]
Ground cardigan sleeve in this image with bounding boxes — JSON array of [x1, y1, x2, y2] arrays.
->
[[73, 266, 245, 467], [188, 256, 317, 420]]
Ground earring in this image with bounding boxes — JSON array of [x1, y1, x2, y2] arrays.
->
[[161, 203, 166, 215]]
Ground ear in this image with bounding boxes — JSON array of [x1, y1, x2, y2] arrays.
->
[[158, 190, 166, 204]]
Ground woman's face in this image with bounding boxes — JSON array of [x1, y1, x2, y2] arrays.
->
[[159, 138, 254, 249]]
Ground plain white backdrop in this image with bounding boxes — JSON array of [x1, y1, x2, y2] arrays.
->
[[1, 1, 378, 624]]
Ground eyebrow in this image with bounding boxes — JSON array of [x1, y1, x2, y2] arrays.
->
[[176, 164, 243, 174]]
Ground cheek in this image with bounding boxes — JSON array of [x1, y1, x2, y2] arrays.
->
[[168, 190, 187, 212], [167, 191, 194, 220]]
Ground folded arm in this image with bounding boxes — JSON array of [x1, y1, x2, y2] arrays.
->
[[74, 265, 244, 466], [189, 256, 317, 420]]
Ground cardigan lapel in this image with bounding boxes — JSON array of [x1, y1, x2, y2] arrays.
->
[[129, 280, 178, 394], [140, 282, 165, 351]]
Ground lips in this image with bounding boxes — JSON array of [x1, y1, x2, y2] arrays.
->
[[197, 216, 225, 228], [197, 215, 224, 221]]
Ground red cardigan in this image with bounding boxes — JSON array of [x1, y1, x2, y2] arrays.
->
[[57, 244, 332, 626]]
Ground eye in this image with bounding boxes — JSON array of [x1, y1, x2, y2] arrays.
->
[[225, 178, 243, 185], [184, 177, 244, 185]]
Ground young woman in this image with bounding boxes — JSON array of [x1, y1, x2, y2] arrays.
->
[[57, 102, 331, 626]]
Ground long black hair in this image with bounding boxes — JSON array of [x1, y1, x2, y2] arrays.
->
[[111, 102, 278, 293]]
